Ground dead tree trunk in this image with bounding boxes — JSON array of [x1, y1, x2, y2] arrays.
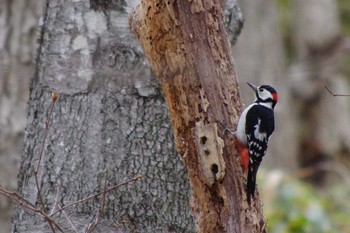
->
[[130, 1, 265, 232]]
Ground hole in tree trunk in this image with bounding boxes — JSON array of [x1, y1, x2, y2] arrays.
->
[[211, 163, 218, 174], [200, 136, 207, 144]]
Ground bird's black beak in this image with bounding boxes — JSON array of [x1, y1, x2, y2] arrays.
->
[[247, 82, 258, 91]]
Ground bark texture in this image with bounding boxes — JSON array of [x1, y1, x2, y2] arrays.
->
[[13, 1, 194, 232], [130, 1, 265, 232], [0, 0, 43, 231]]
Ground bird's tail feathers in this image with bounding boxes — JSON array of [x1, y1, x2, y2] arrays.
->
[[247, 161, 259, 205]]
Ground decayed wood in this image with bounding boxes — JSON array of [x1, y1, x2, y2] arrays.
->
[[130, 0, 266, 232]]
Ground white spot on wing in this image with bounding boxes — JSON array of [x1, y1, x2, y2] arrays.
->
[[254, 118, 267, 141]]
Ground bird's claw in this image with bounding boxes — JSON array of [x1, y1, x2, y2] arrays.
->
[[218, 122, 236, 137]]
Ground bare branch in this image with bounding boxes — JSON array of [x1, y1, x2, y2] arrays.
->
[[58, 204, 78, 233], [0, 175, 142, 233], [33, 92, 59, 232], [35, 92, 58, 176], [324, 85, 350, 97], [0, 187, 41, 215], [0, 186, 65, 232], [295, 161, 350, 185], [85, 173, 109, 233], [51, 175, 142, 217], [49, 181, 61, 215], [100, 174, 108, 218], [1, 91, 140, 232], [0, 92, 63, 232]]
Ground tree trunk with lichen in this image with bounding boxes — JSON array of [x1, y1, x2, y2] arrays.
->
[[130, 0, 266, 232]]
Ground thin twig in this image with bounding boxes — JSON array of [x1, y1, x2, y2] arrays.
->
[[0, 187, 41, 214], [295, 161, 350, 185], [100, 174, 108, 218], [33, 92, 58, 232], [86, 217, 99, 233], [58, 204, 78, 233], [33, 171, 45, 206], [86, 173, 109, 233], [0, 92, 142, 233], [324, 85, 350, 97], [50, 181, 61, 215], [51, 175, 142, 217], [35, 92, 58, 176], [0, 186, 65, 232]]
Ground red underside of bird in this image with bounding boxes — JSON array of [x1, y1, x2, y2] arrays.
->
[[234, 139, 249, 173]]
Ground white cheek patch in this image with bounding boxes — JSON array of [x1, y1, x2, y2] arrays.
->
[[259, 90, 273, 101]]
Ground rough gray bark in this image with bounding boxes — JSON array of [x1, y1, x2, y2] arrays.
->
[[0, 0, 43, 231], [12, 1, 194, 232]]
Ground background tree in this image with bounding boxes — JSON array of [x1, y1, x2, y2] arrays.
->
[[234, 0, 350, 184], [291, 0, 350, 185], [233, 0, 298, 170], [0, 0, 43, 230], [12, 0, 196, 232]]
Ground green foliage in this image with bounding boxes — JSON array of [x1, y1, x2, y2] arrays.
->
[[336, 0, 350, 80], [338, 0, 350, 35], [259, 170, 349, 233], [275, 0, 293, 60], [276, 0, 350, 59]]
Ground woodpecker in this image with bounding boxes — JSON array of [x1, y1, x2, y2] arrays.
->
[[235, 82, 278, 205]]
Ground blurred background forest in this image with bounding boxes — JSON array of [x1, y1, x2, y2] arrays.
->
[[1, 0, 350, 232]]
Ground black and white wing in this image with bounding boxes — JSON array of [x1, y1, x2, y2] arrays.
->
[[245, 104, 275, 204]]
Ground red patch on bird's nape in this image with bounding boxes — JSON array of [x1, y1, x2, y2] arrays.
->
[[272, 93, 278, 102]]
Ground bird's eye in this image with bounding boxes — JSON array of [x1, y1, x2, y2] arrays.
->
[[259, 88, 263, 92]]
